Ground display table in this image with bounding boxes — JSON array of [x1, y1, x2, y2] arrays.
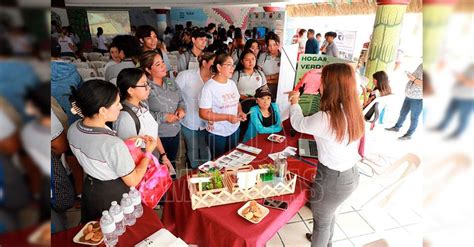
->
[[52, 205, 163, 246], [162, 120, 318, 247]]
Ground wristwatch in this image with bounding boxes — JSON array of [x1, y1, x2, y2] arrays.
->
[[160, 152, 168, 158]]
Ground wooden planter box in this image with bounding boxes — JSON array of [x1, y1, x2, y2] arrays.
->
[[187, 166, 297, 210]]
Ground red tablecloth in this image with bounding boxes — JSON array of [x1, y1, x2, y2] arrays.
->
[[0, 226, 39, 247], [52, 205, 163, 246], [162, 120, 317, 247]]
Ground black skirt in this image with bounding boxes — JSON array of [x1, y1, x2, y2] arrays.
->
[[81, 175, 129, 223]]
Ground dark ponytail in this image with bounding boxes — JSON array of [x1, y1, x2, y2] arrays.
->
[[69, 80, 119, 118]]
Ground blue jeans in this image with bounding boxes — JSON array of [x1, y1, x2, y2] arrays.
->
[[208, 129, 240, 160], [394, 97, 423, 136], [160, 134, 180, 177], [436, 98, 474, 137], [181, 125, 210, 169]]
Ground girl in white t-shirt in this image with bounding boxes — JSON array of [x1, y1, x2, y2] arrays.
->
[[257, 32, 281, 98], [232, 49, 267, 100], [199, 53, 247, 159], [96, 27, 108, 55], [113, 68, 173, 171]]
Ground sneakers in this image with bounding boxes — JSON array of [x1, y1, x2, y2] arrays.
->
[[385, 126, 400, 132], [398, 134, 412, 140]]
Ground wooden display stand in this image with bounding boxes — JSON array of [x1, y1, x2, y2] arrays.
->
[[188, 165, 297, 210]]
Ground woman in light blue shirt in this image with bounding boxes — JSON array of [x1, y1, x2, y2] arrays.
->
[[243, 84, 282, 143]]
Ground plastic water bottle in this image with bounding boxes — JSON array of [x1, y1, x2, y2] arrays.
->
[[120, 193, 136, 226], [109, 201, 125, 236], [129, 186, 144, 218], [100, 210, 118, 247]]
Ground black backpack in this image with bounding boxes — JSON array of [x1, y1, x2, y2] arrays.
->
[[106, 104, 141, 134]]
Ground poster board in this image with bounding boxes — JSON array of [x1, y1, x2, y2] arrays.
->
[[276, 44, 298, 121], [334, 30, 357, 61], [247, 11, 285, 40], [294, 54, 354, 116]]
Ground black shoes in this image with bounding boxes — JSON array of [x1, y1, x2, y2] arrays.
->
[[398, 134, 412, 140], [306, 233, 312, 242], [385, 126, 400, 132]]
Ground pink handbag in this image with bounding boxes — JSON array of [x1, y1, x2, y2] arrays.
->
[[125, 139, 172, 208]]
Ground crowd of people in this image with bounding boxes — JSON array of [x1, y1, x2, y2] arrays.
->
[[46, 20, 431, 247]]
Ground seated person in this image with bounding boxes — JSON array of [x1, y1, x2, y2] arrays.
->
[[363, 70, 391, 108], [243, 84, 282, 142]]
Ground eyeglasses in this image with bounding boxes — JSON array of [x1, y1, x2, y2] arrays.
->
[[133, 82, 150, 88], [222, 63, 235, 68]]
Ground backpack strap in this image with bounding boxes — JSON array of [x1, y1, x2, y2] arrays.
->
[[121, 104, 141, 135]]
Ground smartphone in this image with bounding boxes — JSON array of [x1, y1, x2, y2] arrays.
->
[[263, 198, 288, 211]]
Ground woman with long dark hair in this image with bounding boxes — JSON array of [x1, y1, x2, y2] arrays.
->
[[363, 70, 392, 108], [288, 63, 364, 247]]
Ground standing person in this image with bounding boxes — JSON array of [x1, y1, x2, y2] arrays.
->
[[176, 52, 215, 169], [232, 49, 267, 100], [199, 53, 247, 159], [95, 27, 108, 55], [243, 39, 261, 62], [258, 32, 281, 98], [362, 70, 392, 108], [288, 63, 364, 247], [431, 64, 474, 139], [50, 39, 83, 125], [305, 29, 320, 54], [163, 27, 173, 48], [297, 29, 307, 55], [324, 31, 339, 58], [135, 25, 172, 73], [177, 29, 208, 72], [231, 30, 245, 65], [67, 80, 157, 223], [232, 49, 267, 138], [104, 43, 122, 70], [244, 29, 252, 42], [105, 35, 141, 82], [140, 50, 185, 177], [114, 68, 173, 169], [385, 64, 423, 140], [58, 27, 76, 58], [206, 23, 216, 46]]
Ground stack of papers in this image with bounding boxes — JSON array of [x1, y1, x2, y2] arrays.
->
[[216, 150, 256, 169], [236, 144, 262, 155], [135, 229, 187, 247], [268, 147, 297, 161]]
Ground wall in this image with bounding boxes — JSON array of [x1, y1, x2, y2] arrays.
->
[[52, 7, 69, 26]]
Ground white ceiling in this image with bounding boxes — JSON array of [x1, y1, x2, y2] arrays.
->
[[64, 0, 326, 8]]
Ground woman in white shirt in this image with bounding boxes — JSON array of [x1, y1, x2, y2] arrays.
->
[[176, 52, 215, 168], [199, 53, 247, 159], [113, 68, 172, 169], [96, 27, 108, 55], [258, 32, 281, 98], [288, 63, 364, 247], [58, 27, 76, 58]]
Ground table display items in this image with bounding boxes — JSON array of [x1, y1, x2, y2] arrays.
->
[[135, 228, 187, 247], [100, 211, 118, 246], [73, 221, 104, 245], [237, 200, 270, 224], [188, 165, 296, 210], [109, 201, 126, 236], [121, 193, 136, 226], [129, 186, 144, 218]]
